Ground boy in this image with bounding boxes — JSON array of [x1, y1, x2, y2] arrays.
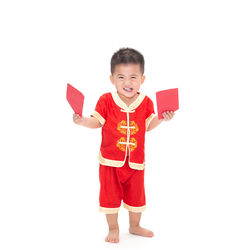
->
[[73, 48, 175, 243]]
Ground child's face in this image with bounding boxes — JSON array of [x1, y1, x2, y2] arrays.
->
[[110, 63, 145, 100]]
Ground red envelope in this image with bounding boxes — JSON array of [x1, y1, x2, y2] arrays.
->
[[66, 83, 84, 117], [156, 88, 179, 119]]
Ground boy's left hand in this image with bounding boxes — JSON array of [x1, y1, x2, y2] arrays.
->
[[162, 111, 175, 121]]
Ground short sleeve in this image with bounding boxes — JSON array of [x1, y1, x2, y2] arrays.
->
[[91, 94, 107, 126], [145, 97, 155, 130]]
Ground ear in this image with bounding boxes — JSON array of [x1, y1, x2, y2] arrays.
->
[[141, 75, 146, 84], [110, 75, 114, 85]]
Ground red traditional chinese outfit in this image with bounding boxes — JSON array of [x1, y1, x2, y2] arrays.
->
[[91, 91, 155, 213], [92, 91, 155, 170]]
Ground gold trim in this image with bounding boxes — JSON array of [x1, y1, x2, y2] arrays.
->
[[111, 91, 145, 111], [129, 161, 145, 170], [146, 113, 155, 130], [99, 151, 145, 170], [99, 206, 120, 214], [91, 111, 105, 125], [98, 151, 125, 167], [123, 202, 146, 213]]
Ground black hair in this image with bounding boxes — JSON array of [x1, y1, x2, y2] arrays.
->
[[111, 47, 145, 75]]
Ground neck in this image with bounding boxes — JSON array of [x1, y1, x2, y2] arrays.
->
[[117, 92, 139, 106]]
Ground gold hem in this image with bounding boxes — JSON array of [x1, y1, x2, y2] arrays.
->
[[91, 111, 105, 125], [99, 206, 120, 214], [146, 113, 155, 130], [123, 202, 146, 213], [99, 152, 145, 170]]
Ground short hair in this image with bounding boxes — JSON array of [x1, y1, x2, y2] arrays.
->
[[111, 47, 145, 75]]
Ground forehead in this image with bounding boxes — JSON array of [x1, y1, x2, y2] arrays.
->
[[113, 63, 142, 75]]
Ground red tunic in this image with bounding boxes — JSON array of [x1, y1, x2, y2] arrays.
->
[[91, 91, 155, 170]]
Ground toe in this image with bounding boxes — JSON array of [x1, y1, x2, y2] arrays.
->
[[146, 230, 154, 237]]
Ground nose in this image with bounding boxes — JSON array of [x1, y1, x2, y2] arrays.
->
[[124, 78, 132, 86]]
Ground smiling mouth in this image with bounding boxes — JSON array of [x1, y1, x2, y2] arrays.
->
[[123, 88, 133, 92]]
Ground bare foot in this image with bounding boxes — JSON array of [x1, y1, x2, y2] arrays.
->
[[105, 228, 119, 243], [129, 226, 154, 237]]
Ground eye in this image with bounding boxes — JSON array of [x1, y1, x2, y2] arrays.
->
[[131, 76, 136, 79], [118, 76, 124, 79]]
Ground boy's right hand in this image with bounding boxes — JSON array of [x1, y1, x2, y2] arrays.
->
[[73, 113, 83, 125]]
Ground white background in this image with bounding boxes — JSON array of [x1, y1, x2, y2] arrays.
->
[[0, 0, 250, 249]]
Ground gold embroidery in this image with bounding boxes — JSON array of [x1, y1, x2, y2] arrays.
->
[[117, 120, 127, 135], [116, 137, 138, 152], [129, 138, 137, 152], [117, 120, 139, 135], [116, 137, 127, 151], [130, 121, 139, 135], [116, 120, 139, 152]]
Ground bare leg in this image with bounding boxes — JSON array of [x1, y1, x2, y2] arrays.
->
[[105, 213, 119, 243], [129, 211, 154, 237]]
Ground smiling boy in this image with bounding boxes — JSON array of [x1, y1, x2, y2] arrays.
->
[[73, 48, 175, 243]]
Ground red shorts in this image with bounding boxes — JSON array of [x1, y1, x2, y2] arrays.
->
[[99, 156, 146, 214]]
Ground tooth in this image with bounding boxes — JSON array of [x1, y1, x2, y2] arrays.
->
[[124, 88, 133, 92]]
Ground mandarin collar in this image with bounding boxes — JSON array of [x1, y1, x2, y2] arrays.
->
[[111, 91, 146, 111]]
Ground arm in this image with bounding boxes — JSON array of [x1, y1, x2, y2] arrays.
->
[[146, 115, 163, 131], [147, 111, 175, 131], [73, 114, 103, 128]]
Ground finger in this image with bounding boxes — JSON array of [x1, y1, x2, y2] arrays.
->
[[163, 112, 169, 120], [168, 113, 173, 119], [167, 112, 172, 118], [166, 112, 171, 119], [162, 112, 168, 120]]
